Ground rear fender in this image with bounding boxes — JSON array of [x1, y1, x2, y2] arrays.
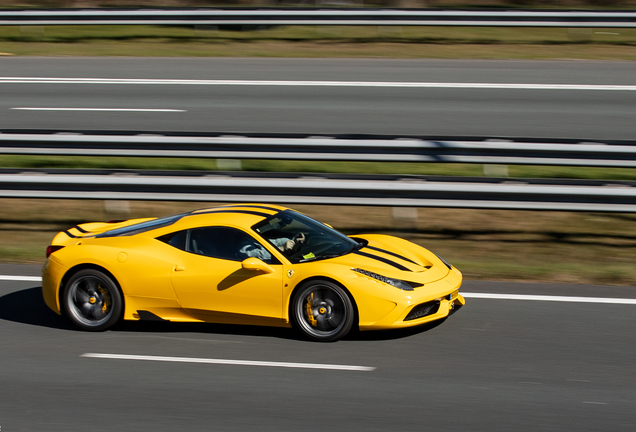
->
[[58, 263, 125, 317]]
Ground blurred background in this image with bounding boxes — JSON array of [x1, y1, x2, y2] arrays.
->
[[0, 1, 634, 286]]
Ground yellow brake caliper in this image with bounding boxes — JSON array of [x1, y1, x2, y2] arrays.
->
[[98, 284, 111, 313], [305, 293, 317, 327]]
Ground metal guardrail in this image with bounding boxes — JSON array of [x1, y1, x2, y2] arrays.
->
[[0, 169, 635, 212], [1, 132, 635, 168], [0, 8, 635, 28]]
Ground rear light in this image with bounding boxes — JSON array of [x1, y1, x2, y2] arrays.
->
[[46, 245, 64, 258]]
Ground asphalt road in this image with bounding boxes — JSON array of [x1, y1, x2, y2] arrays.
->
[[1, 264, 635, 432], [1, 58, 636, 140]]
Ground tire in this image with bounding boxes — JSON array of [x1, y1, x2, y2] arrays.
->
[[62, 269, 123, 331], [291, 280, 354, 342]]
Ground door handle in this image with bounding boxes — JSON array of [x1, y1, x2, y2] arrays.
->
[[174, 265, 186, 272]]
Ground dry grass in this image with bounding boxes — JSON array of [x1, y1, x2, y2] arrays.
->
[[1, 40, 636, 60], [0, 23, 636, 59]]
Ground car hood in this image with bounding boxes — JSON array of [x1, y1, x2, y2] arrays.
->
[[327, 234, 451, 283]]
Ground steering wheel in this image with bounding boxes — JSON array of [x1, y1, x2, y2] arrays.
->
[[288, 232, 308, 253], [292, 232, 306, 241]]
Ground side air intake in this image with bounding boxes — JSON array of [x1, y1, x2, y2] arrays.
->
[[404, 300, 440, 321]]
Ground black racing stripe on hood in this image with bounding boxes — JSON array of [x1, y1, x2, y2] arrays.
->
[[218, 204, 280, 213], [196, 209, 272, 218], [72, 225, 89, 234], [353, 250, 411, 272], [364, 245, 418, 265]]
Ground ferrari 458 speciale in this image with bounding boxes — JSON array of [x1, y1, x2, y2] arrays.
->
[[42, 204, 464, 341]]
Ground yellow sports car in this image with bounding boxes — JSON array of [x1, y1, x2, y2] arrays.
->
[[42, 204, 465, 341]]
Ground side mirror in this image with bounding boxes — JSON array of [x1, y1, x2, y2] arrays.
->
[[241, 258, 274, 274]]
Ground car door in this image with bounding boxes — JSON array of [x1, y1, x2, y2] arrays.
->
[[169, 226, 284, 322]]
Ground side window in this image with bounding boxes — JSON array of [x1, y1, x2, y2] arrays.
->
[[157, 230, 188, 251], [186, 227, 280, 265]]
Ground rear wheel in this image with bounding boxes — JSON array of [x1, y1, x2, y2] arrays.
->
[[291, 280, 354, 342], [62, 269, 123, 331]]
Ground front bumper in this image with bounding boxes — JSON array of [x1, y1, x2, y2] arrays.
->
[[359, 267, 464, 330]]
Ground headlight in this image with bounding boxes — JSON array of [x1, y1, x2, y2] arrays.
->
[[352, 268, 414, 291]]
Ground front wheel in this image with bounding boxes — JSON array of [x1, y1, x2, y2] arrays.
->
[[291, 280, 354, 342], [62, 269, 123, 331]]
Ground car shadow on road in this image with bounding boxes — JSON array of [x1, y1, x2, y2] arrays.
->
[[112, 320, 306, 341], [112, 320, 443, 342], [345, 319, 447, 341], [109, 316, 449, 342], [1, 287, 447, 342], [0, 286, 76, 330]]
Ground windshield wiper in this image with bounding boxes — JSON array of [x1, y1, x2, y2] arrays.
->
[[348, 239, 367, 253], [320, 253, 345, 260], [299, 251, 350, 262]]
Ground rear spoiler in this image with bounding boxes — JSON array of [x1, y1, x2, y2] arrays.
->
[[50, 218, 155, 246]]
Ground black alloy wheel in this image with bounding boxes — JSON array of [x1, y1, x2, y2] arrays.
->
[[292, 280, 354, 342], [62, 269, 123, 331]]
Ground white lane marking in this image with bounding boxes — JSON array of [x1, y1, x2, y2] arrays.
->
[[11, 107, 185, 112], [463, 292, 636, 304], [0, 275, 634, 305], [1, 77, 636, 91], [0, 275, 42, 282], [81, 353, 376, 371], [583, 401, 608, 405]]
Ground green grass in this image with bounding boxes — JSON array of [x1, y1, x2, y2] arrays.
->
[[2, 155, 636, 181]]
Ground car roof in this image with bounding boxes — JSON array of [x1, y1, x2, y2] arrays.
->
[[190, 203, 287, 217], [166, 203, 291, 232], [94, 204, 291, 239]]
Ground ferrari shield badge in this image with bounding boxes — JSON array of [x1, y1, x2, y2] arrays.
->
[[287, 269, 295, 279]]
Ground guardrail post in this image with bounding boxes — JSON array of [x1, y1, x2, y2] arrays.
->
[[392, 207, 418, 230], [216, 159, 242, 171], [483, 164, 509, 177], [104, 200, 131, 219]]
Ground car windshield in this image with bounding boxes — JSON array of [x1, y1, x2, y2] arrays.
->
[[252, 210, 359, 263]]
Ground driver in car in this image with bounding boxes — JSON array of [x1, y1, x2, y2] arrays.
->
[[239, 232, 306, 261]]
